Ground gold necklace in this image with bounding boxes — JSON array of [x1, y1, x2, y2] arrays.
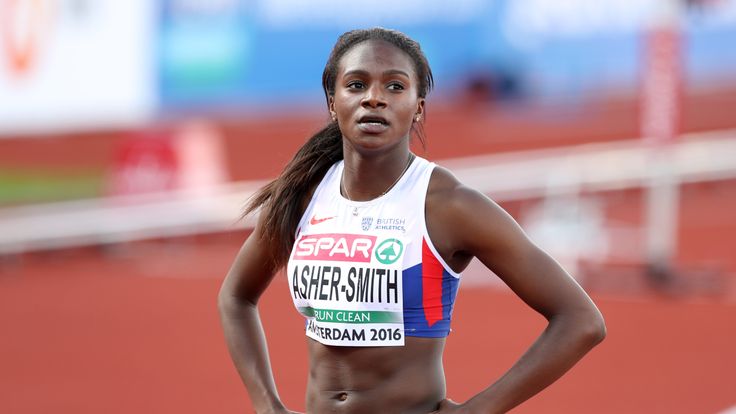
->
[[341, 154, 414, 216]]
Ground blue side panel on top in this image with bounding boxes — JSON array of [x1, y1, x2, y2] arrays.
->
[[402, 262, 459, 338], [443, 268, 461, 327]]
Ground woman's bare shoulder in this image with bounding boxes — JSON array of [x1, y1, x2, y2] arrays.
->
[[424, 164, 491, 270], [426, 164, 489, 213], [426, 163, 528, 261]]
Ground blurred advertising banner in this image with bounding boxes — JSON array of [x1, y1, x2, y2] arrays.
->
[[158, 0, 254, 108], [500, 0, 735, 97], [157, 0, 736, 111], [106, 121, 228, 197], [0, 0, 155, 135], [107, 130, 179, 196], [3, 0, 733, 131], [157, 0, 495, 110]]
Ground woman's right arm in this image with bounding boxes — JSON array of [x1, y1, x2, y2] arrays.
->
[[218, 217, 297, 414]]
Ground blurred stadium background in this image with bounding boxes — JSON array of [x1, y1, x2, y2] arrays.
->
[[1, 0, 735, 413]]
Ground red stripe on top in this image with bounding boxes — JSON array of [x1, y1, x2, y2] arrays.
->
[[422, 238, 444, 327]]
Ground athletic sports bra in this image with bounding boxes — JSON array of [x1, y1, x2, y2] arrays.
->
[[286, 156, 461, 347]]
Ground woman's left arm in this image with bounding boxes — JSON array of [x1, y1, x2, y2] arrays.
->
[[428, 172, 606, 414]]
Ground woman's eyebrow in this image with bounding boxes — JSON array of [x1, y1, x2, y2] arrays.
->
[[342, 69, 369, 78], [382, 69, 410, 78], [342, 69, 411, 78]]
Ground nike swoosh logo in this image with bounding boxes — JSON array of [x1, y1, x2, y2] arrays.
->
[[310, 215, 336, 225]]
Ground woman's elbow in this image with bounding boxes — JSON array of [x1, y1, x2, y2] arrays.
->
[[580, 309, 607, 347], [217, 278, 258, 314], [217, 286, 233, 315], [217, 281, 242, 314]]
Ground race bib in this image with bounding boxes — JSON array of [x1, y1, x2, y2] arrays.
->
[[287, 233, 406, 346]]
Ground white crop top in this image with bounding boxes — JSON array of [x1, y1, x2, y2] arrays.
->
[[286, 156, 461, 347]]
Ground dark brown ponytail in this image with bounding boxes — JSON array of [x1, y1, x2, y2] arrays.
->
[[243, 121, 342, 266]]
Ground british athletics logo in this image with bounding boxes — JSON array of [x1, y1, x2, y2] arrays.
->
[[293, 233, 377, 262], [361, 216, 373, 231]]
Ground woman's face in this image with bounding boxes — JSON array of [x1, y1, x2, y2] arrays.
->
[[330, 39, 424, 154]]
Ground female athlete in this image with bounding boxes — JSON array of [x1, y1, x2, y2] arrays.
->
[[218, 27, 606, 414]]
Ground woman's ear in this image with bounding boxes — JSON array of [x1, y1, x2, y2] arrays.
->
[[328, 95, 336, 120], [414, 98, 425, 122]]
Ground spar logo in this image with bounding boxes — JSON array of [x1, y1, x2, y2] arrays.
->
[[375, 238, 404, 265], [294, 233, 377, 262]]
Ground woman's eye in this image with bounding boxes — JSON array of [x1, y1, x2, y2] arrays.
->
[[347, 81, 364, 89], [387, 83, 404, 90]]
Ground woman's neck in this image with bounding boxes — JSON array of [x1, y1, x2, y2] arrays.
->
[[341, 148, 414, 201]]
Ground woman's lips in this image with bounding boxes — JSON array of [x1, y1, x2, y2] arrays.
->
[[356, 115, 389, 134], [357, 121, 389, 134]]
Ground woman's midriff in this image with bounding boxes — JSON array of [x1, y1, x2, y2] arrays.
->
[[305, 336, 447, 414]]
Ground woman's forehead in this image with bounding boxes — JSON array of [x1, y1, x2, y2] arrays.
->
[[337, 39, 416, 78]]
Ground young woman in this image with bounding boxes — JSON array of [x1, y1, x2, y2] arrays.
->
[[218, 28, 606, 414]]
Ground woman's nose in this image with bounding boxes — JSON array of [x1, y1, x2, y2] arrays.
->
[[361, 84, 387, 108]]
